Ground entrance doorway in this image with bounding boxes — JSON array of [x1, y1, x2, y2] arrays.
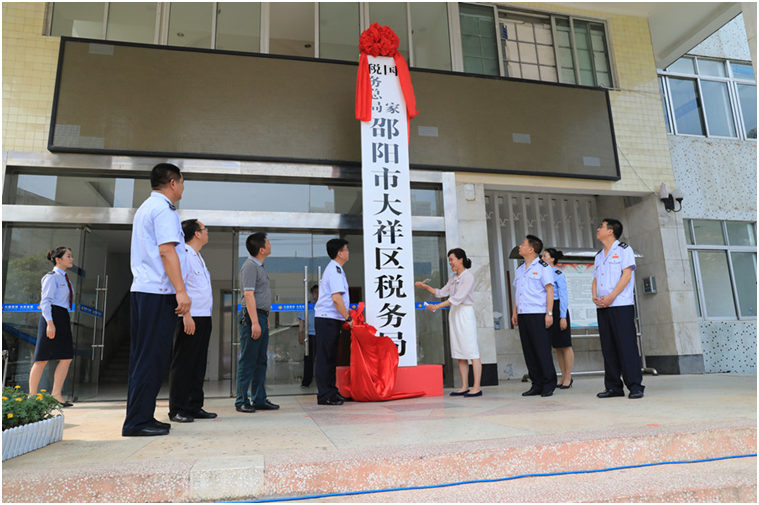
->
[[3, 224, 450, 400]]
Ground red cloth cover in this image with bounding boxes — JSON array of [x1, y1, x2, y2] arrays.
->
[[340, 303, 425, 402], [355, 23, 419, 134]]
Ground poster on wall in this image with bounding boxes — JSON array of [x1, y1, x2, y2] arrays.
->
[[357, 25, 419, 367], [558, 263, 598, 328]]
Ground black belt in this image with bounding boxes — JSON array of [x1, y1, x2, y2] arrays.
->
[[256, 309, 270, 317]]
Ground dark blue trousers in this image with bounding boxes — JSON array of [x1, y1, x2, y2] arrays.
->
[[517, 313, 557, 394], [169, 316, 212, 417], [597, 305, 644, 393], [315, 317, 342, 402], [123, 292, 177, 435], [235, 310, 270, 407]]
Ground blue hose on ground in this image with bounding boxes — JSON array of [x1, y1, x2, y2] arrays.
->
[[239, 453, 757, 503]]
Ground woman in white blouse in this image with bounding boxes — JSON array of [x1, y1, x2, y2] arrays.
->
[[415, 248, 482, 397]]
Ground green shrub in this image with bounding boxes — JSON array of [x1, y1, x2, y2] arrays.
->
[[2, 386, 62, 431]]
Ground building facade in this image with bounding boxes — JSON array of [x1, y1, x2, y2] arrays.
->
[[659, 14, 757, 373], [2, 2, 755, 401]]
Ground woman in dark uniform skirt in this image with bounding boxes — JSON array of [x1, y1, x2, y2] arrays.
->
[[29, 247, 75, 407], [542, 248, 574, 389]]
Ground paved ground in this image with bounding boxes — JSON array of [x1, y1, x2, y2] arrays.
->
[[2, 373, 756, 502]]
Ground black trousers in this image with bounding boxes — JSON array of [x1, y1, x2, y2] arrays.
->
[[518, 313, 557, 393], [597, 306, 644, 393], [169, 316, 212, 417], [315, 317, 342, 401], [123, 293, 177, 435], [302, 333, 316, 387]]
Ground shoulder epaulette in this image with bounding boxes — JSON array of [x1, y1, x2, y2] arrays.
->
[[555, 269, 563, 275], [336, 266, 342, 274], [45, 271, 55, 275], [518, 261, 525, 268], [595, 249, 603, 256], [619, 242, 629, 249], [539, 259, 549, 267]]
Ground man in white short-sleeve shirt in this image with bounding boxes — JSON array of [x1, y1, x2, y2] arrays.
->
[[123, 163, 191, 437], [592, 218, 644, 400]]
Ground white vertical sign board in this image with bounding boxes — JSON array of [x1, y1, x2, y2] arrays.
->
[[360, 55, 417, 367]]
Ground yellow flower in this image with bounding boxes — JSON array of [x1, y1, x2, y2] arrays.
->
[[14, 385, 20, 389], [40, 390, 47, 393], [36, 395, 43, 401], [15, 398, 22, 402], [2, 397, 7, 400], [7, 413, 13, 418]]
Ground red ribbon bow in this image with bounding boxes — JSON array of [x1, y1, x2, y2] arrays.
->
[[355, 23, 419, 132]]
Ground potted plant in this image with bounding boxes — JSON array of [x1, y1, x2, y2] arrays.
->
[[2, 385, 64, 461]]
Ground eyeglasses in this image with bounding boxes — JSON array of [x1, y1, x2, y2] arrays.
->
[[198, 227, 208, 233]]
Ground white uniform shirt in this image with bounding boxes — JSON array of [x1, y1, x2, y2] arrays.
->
[[40, 267, 72, 321], [594, 240, 636, 307], [183, 245, 212, 317], [130, 192, 186, 294], [315, 260, 350, 320], [513, 257, 554, 314]]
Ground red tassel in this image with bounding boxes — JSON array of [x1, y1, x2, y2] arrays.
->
[[355, 53, 372, 122]]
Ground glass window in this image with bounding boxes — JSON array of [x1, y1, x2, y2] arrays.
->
[[51, 2, 105, 39], [695, 251, 737, 318], [688, 251, 701, 317], [216, 2, 261, 53], [667, 57, 696, 74], [687, 220, 757, 320], [168, 3, 213, 49], [572, 20, 594, 86], [269, 2, 315, 58], [410, 2, 451, 71], [731, 62, 755, 80], [318, 2, 360, 61], [698, 59, 726, 77], [737, 84, 757, 139], [684, 219, 695, 245], [726, 222, 757, 246], [731, 252, 757, 317], [105, 3, 156, 44], [500, 12, 556, 82], [589, 22, 611, 87], [370, 3, 410, 62], [701, 80, 736, 137], [4, 172, 443, 217], [459, 3, 499, 76], [555, 18, 575, 84], [659, 77, 671, 133], [692, 220, 725, 245], [669, 78, 706, 135]]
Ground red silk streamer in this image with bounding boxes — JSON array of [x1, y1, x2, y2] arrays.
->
[[355, 23, 419, 135], [339, 303, 425, 402]]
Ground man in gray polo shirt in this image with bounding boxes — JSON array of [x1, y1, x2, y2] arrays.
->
[[235, 232, 279, 413]]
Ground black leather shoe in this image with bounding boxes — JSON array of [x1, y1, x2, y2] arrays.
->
[[522, 388, 542, 396], [597, 390, 625, 398], [254, 400, 280, 411], [541, 390, 554, 397], [191, 409, 218, 419], [628, 390, 644, 399], [317, 396, 344, 406], [236, 404, 256, 413], [152, 419, 170, 430], [123, 426, 169, 437], [170, 413, 194, 423]]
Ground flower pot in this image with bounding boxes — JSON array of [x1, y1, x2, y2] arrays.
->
[[2, 415, 64, 461]]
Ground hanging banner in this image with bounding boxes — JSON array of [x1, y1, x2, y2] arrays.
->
[[357, 24, 419, 367]]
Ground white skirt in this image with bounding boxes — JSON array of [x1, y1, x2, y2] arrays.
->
[[448, 304, 480, 360]]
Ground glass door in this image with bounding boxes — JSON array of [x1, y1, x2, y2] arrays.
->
[[1, 226, 83, 392], [69, 229, 108, 401], [232, 231, 360, 396]]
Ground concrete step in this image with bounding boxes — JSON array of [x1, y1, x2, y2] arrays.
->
[[312, 456, 757, 503], [2, 421, 754, 502]]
